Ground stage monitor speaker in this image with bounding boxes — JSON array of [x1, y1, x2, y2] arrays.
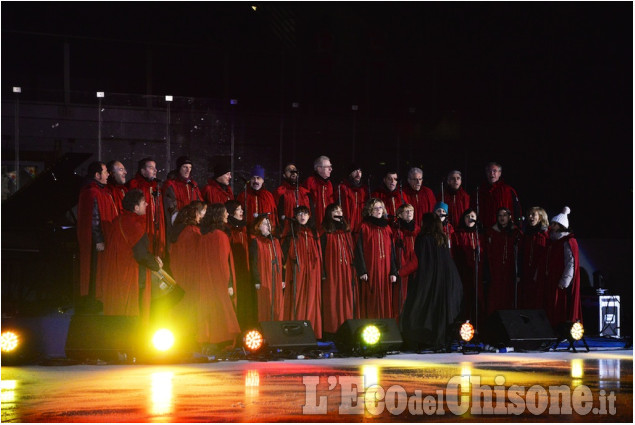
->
[[65, 315, 140, 362], [599, 295, 620, 337], [259, 320, 318, 352], [484, 309, 556, 351], [335, 318, 403, 353]]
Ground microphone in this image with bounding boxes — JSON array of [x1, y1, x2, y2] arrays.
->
[[254, 212, 271, 218], [333, 215, 343, 219], [468, 218, 477, 223]]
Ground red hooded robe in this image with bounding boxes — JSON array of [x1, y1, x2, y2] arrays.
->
[[472, 179, 521, 228], [128, 173, 166, 257], [338, 179, 368, 235], [372, 185, 403, 221], [77, 180, 119, 297], [484, 224, 522, 316], [391, 220, 420, 318], [544, 234, 582, 325], [303, 174, 333, 228], [519, 227, 549, 310], [282, 224, 323, 338], [199, 229, 241, 344], [237, 187, 278, 229], [437, 187, 470, 229], [403, 184, 436, 227], [452, 228, 485, 323], [274, 180, 311, 223], [249, 234, 284, 322], [202, 179, 234, 204]]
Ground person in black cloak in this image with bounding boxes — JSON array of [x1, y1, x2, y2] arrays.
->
[[399, 212, 463, 351]]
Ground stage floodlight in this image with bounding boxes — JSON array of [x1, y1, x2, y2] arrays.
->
[[96, 91, 104, 98], [460, 321, 475, 342], [570, 321, 584, 341], [12, 87, 21, 93], [1, 331, 19, 353], [165, 95, 173, 102], [152, 329, 175, 352], [361, 325, 381, 346], [244, 330, 264, 352], [252, 5, 257, 12]]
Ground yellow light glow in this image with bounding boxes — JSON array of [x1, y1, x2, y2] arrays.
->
[[152, 329, 175, 351], [1, 331, 19, 352], [151, 371, 173, 416], [361, 325, 381, 345], [244, 330, 264, 352], [459, 321, 475, 342], [252, 6, 257, 11], [571, 359, 584, 379], [362, 365, 379, 388], [460, 362, 473, 393], [245, 370, 260, 387], [570, 322, 584, 341]]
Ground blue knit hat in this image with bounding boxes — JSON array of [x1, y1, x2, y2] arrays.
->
[[434, 201, 449, 214], [251, 164, 265, 179]]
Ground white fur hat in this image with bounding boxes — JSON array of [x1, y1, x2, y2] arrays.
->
[[550, 206, 571, 229]]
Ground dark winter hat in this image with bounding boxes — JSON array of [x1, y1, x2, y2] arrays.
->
[[348, 162, 362, 174], [176, 156, 193, 169], [251, 164, 265, 179], [214, 158, 231, 177]]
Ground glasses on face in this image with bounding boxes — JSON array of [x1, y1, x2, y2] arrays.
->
[[319, 165, 333, 169], [409, 178, 423, 182], [372, 207, 383, 211]]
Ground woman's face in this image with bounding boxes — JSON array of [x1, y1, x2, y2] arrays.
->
[[233, 205, 244, 220], [371, 202, 383, 219], [222, 208, 229, 224], [196, 206, 207, 224], [331, 207, 343, 221], [399, 208, 414, 223], [464, 211, 477, 227], [497, 211, 510, 227], [296, 211, 310, 225], [259, 218, 271, 236], [528, 210, 540, 227]]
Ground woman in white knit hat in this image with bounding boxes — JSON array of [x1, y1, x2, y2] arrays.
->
[[544, 206, 582, 326]]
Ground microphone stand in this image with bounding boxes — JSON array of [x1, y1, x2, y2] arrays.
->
[[342, 219, 358, 319], [473, 223, 481, 332], [267, 229, 280, 321], [395, 220, 404, 315], [441, 180, 444, 204], [295, 172, 300, 208]]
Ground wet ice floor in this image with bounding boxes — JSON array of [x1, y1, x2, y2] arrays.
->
[[1, 350, 632, 422]]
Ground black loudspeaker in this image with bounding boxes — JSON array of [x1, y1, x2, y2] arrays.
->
[[484, 309, 556, 351], [335, 318, 403, 353], [259, 320, 318, 352], [65, 315, 140, 362]]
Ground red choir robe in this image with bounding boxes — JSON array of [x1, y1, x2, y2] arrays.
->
[[128, 173, 166, 257], [443, 221, 455, 252], [282, 224, 323, 338], [98, 211, 160, 321], [237, 186, 278, 229], [169, 225, 203, 339], [372, 185, 403, 221], [199, 229, 241, 344], [77, 180, 119, 297], [226, 219, 256, 330], [163, 176, 203, 222], [519, 226, 549, 310], [354, 217, 398, 319], [451, 227, 485, 323], [303, 174, 334, 228], [484, 224, 523, 316], [106, 181, 127, 215], [249, 234, 284, 322], [320, 225, 358, 334], [202, 179, 234, 204], [391, 219, 420, 318], [338, 179, 368, 235], [471, 179, 521, 228], [437, 187, 470, 229], [274, 179, 311, 224], [403, 184, 436, 227], [544, 234, 582, 325]]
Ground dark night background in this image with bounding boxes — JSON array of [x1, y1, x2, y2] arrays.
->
[[1, 2, 633, 331]]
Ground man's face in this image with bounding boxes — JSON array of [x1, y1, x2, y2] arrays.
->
[[140, 161, 157, 180], [134, 199, 148, 216], [251, 176, 264, 191], [284, 165, 299, 183], [497, 210, 510, 227], [350, 169, 362, 184], [216, 172, 231, 186], [96, 164, 109, 185], [111, 162, 127, 185], [384, 173, 398, 192], [486, 165, 501, 184], [408, 172, 423, 191], [317, 161, 332, 179], [179, 164, 192, 180], [447, 173, 461, 191]]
